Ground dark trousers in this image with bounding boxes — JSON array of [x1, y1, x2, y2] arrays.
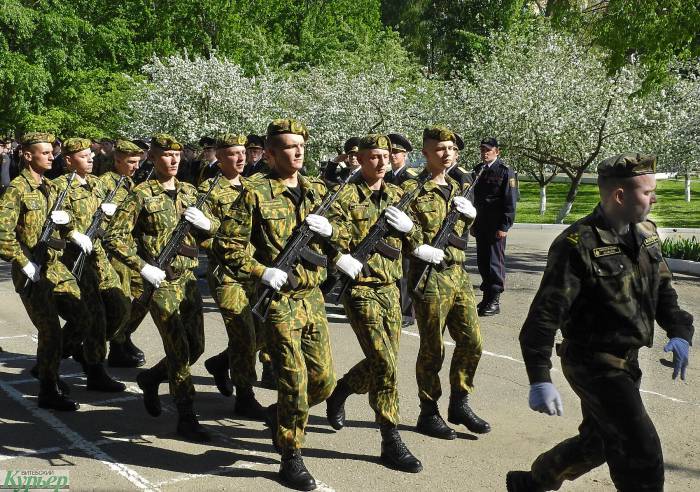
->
[[475, 232, 506, 295], [398, 255, 414, 321], [531, 355, 664, 491]]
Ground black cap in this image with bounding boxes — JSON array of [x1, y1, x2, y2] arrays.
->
[[53, 138, 62, 146], [245, 134, 265, 149], [454, 133, 465, 151], [132, 139, 150, 151], [198, 136, 217, 149], [480, 137, 499, 149], [388, 133, 412, 152], [343, 137, 361, 154]]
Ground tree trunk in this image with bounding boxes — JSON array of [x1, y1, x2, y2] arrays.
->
[[555, 171, 584, 223], [686, 173, 691, 202], [539, 184, 547, 215]]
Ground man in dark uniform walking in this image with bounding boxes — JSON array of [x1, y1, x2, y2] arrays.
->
[[471, 137, 516, 316]]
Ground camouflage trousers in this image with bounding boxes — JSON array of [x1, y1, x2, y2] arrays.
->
[[206, 264, 257, 388], [110, 257, 144, 341], [410, 264, 482, 402], [12, 259, 90, 384], [342, 284, 401, 426], [531, 352, 663, 492], [142, 270, 205, 406], [267, 287, 335, 451]]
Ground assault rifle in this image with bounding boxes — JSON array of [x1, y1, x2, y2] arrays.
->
[[411, 165, 485, 296], [325, 169, 432, 304], [21, 171, 77, 296], [251, 168, 359, 321]]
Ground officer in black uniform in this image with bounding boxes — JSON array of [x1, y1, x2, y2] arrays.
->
[[194, 136, 219, 186], [321, 137, 360, 185], [132, 139, 154, 185], [242, 134, 269, 177], [471, 137, 516, 316]]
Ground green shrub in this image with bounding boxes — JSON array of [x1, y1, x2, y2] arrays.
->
[[661, 236, 700, 261]]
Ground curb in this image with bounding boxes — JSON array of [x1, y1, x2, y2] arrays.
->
[[666, 258, 700, 277], [512, 223, 700, 237]]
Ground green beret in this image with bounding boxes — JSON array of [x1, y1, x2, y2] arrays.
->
[[358, 134, 392, 151], [266, 119, 309, 141], [423, 125, 456, 143], [20, 132, 55, 147], [216, 133, 248, 149], [151, 134, 183, 151], [597, 153, 656, 178], [114, 139, 144, 155], [63, 137, 92, 155]]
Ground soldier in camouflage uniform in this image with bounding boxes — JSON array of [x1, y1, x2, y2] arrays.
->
[[214, 119, 335, 491], [404, 126, 490, 440], [103, 134, 219, 442], [199, 133, 265, 419], [0, 132, 92, 410], [55, 138, 127, 392], [99, 139, 148, 368], [508, 153, 694, 492], [323, 134, 423, 473]]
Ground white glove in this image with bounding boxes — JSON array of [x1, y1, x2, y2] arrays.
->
[[413, 244, 445, 264], [50, 210, 70, 225], [261, 267, 288, 291], [22, 261, 40, 283], [140, 264, 166, 288], [69, 231, 93, 254], [184, 207, 211, 231], [305, 214, 333, 238], [385, 206, 413, 233], [336, 254, 363, 279], [452, 196, 477, 219], [100, 202, 117, 217]]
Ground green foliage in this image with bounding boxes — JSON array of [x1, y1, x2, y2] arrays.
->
[[662, 236, 700, 262]]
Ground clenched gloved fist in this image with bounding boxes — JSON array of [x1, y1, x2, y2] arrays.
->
[[412, 244, 445, 264], [100, 203, 117, 217], [385, 206, 413, 233], [184, 207, 211, 231], [664, 337, 690, 381], [69, 231, 93, 254], [529, 382, 563, 416], [22, 261, 40, 283], [336, 254, 363, 279], [140, 264, 166, 288], [306, 214, 333, 238], [261, 268, 288, 291], [452, 196, 477, 219], [50, 210, 70, 225]]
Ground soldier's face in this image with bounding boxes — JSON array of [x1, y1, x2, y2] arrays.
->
[[217, 145, 246, 176], [622, 174, 657, 224], [114, 154, 140, 177], [390, 149, 406, 168], [359, 149, 389, 182], [23, 143, 54, 173], [66, 149, 93, 176], [203, 148, 216, 163], [152, 150, 180, 177], [423, 139, 457, 172], [347, 152, 359, 169], [480, 145, 499, 163], [246, 147, 263, 164], [268, 133, 305, 175]]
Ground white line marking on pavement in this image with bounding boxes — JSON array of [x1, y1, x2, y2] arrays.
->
[[7, 372, 83, 385], [0, 334, 29, 340], [639, 389, 690, 404], [0, 378, 159, 491]]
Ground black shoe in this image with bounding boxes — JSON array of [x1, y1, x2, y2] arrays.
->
[[448, 394, 491, 434], [176, 406, 211, 442], [260, 361, 277, 390], [124, 335, 145, 361], [31, 365, 70, 395], [279, 450, 316, 491], [136, 371, 161, 417], [480, 293, 500, 316], [108, 342, 144, 368], [415, 400, 456, 440], [380, 426, 423, 473], [234, 386, 265, 419], [401, 316, 414, 328], [204, 352, 233, 397], [325, 379, 351, 430], [506, 471, 546, 492], [38, 381, 80, 412], [266, 404, 281, 454], [86, 363, 126, 392]]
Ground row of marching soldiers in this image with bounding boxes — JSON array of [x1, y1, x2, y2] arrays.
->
[[0, 121, 490, 491]]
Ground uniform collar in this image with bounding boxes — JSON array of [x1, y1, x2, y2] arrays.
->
[[356, 178, 388, 202], [20, 167, 42, 189], [267, 171, 312, 199], [108, 171, 134, 189], [591, 204, 646, 248], [423, 172, 458, 196], [147, 177, 185, 196]]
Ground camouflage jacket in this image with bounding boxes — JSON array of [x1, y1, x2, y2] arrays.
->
[[326, 178, 422, 286], [519, 205, 695, 383], [402, 171, 474, 271], [103, 178, 218, 275], [213, 171, 328, 293], [0, 168, 65, 267]]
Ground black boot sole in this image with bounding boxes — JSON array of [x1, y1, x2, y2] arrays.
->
[[415, 422, 457, 440], [380, 454, 423, 474], [447, 415, 491, 434]]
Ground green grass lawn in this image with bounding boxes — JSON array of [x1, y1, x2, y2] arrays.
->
[[516, 178, 700, 228]]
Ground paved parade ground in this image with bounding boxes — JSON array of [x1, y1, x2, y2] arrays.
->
[[1, 227, 698, 491]]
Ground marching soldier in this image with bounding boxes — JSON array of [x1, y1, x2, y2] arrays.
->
[[103, 134, 218, 442], [324, 134, 423, 473], [214, 119, 335, 490], [199, 133, 265, 419], [405, 126, 491, 439]]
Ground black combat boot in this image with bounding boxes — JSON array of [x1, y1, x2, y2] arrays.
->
[[506, 471, 546, 492], [259, 360, 277, 390], [136, 370, 161, 417], [480, 293, 500, 316], [234, 386, 265, 419], [325, 378, 352, 430], [107, 341, 144, 368], [448, 393, 491, 434], [204, 351, 233, 397], [380, 424, 423, 473], [266, 403, 281, 453], [124, 335, 145, 362], [86, 363, 126, 392], [415, 399, 456, 440], [279, 450, 316, 491], [38, 380, 80, 412], [176, 403, 211, 442], [31, 365, 70, 395]]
